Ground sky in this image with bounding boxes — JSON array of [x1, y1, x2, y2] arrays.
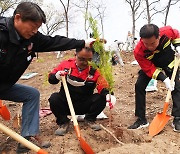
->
[[45, 0, 180, 43]]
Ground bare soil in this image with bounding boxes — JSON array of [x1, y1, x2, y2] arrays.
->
[[0, 51, 180, 154]]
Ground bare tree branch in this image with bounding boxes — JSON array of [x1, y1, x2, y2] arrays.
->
[[40, 3, 65, 36], [100, 124, 125, 145], [163, 0, 180, 25], [0, 0, 19, 16], [92, 0, 106, 38], [72, 0, 99, 39], [59, 0, 70, 37]]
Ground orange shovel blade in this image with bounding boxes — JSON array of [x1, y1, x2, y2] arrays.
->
[[74, 125, 94, 154], [0, 105, 10, 120], [149, 113, 170, 137]]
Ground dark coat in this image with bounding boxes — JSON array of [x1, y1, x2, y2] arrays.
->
[[0, 17, 85, 92]]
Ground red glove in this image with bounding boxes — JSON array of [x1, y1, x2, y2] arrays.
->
[[55, 71, 68, 80]]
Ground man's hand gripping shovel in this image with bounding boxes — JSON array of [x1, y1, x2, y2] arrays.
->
[[61, 75, 94, 154], [0, 100, 48, 154], [149, 55, 180, 137]]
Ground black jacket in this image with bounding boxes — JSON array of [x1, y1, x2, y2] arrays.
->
[[0, 17, 85, 92]]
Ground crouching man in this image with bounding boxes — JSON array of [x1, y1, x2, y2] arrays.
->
[[48, 47, 116, 135]]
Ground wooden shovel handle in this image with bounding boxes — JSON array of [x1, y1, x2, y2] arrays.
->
[[61, 76, 78, 126], [61, 76, 95, 154], [0, 123, 48, 154], [165, 56, 180, 102]]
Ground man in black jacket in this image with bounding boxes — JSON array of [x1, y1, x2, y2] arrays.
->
[[0, 2, 94, 153]]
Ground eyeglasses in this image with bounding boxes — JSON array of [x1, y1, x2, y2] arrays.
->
[[76, 56, 92, 62]]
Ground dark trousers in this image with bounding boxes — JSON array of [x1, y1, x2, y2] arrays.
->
[[48, 93, 106, 125], [135, 69, 180, 119]]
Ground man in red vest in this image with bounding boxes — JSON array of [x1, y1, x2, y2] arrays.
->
[[128, 24, 180, 132]]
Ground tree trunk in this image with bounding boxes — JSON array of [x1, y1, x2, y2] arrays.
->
[[164, 0, 171, 26], [65, 12, 69, 37], [132, 14, 136, 49], [146, 0, 151, 24]]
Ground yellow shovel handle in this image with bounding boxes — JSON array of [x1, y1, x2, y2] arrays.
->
[[61, 76, 78, 126], [165, 56, 180, 102]]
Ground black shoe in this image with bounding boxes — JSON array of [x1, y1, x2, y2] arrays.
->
[[16, 143, 30, 153], [172, 117, 180, 132], [55, 121, 70, 136], [16, 136, 30, 153], [16, 136, 51, 153], [128, 118, 149, 129], [84, 119, 102, 131]]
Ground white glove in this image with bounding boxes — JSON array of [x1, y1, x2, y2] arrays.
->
[[55, 71, 68, 80], [163, 77, 175, 91], [106, 94, 116, 109], [175, 46, 180, 57], [85, 38, 96, 47]]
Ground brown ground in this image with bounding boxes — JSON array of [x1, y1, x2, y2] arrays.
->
[[0, 51, 180, 154]]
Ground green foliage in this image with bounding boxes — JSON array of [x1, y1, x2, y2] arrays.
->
[[88, 15, 114, 93], [36, 58, 45, 63]]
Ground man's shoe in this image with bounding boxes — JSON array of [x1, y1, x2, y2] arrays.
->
[[32, 135, 51, 148], [55, 122, 70, 136], [84, 119, 102, 131], [16, 136, 51, 153], [17, 144, 29, 153], [128, 118, 149, 129], [172, 117, 180, 132]]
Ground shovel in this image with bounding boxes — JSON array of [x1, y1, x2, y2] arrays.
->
[[0, 122, 48, 154], [0, 100, 10, 120], [61, 76, 94, 154], [149, 56, 180, 137]]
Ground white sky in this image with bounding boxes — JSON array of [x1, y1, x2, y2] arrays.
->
[[45, 0, 180, 43]]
